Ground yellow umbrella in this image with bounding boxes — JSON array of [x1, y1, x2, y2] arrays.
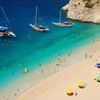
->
[[78, 82, 85, 88], [66, 89, 73, 95], [24, 68, 28, 73]]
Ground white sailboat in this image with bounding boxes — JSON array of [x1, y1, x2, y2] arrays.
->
[[0, 5, 16, 37], [30, 6, 50, 32], [52, 10, 72, 27]]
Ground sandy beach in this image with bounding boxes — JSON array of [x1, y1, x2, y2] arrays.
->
[[15, 40, 100, 100]]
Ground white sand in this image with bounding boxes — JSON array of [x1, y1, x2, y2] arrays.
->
[[16, 40, 100, 100]]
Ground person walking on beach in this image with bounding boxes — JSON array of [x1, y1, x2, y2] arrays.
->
[[85, 54, 87, 58], [41, 68, 44, 74], [75, 91, 77, 96], [90, 54, 92, 59]]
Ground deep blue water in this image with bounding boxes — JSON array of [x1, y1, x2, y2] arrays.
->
[[0, 0, 100, 98], [0, 1, 68, 65]]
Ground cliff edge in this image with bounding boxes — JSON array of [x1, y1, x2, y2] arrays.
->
[[62, 0, 100, 23]]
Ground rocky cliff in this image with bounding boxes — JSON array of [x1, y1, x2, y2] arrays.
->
[[62, 0, 100, 23]]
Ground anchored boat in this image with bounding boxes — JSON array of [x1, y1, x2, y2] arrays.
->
[[52, 10, 73, 27], [0, 5, 16, 37], [0, 26, 16, 37], [30, 6, 50, 32]]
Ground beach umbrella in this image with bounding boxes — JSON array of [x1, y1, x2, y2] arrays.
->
[[24, 68, 29, 73], [66, 89, 73, 95], [78, 82, 85, 88], [20, 70, 24, 73], [96, 76, 100, 82], [96, 63, 100, 68]]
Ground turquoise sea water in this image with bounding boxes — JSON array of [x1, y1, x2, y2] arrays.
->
[[0, 0, 100, 98]]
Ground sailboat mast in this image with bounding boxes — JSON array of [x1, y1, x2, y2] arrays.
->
[[35, 6, 38, 25], [59, 10, 61, 23], [1, 6, 10, 25]]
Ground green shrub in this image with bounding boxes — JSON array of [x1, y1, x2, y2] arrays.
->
[[85, 2, 94, 8], [83, 0, 91, 2], [83, 0, 94, 8]]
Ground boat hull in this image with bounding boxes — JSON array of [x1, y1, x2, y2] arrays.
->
[[52, 22, 72, 27], [30, 24, 50, 32], [8, 31, 16, 37], [0, 26, 16, 37], [0, 31, 16, 37]]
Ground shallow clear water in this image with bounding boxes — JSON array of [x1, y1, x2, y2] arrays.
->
[[0, 0, 100, 95]]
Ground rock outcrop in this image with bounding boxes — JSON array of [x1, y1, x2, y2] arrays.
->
[[62, 0, 100, 23]]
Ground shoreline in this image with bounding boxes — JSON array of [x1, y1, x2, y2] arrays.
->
[[1, 39, 100, 100], [15, 40, 100, 100]]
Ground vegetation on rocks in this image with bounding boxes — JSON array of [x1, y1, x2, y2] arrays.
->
[[83, 0, 94, 8]]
